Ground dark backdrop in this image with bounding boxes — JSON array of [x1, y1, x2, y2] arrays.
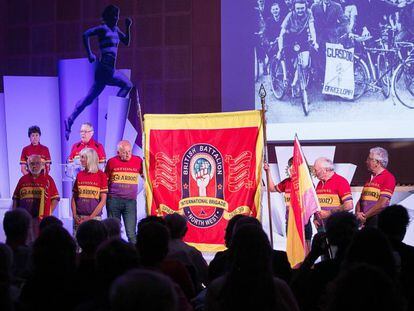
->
[[0, 0, 221, 114]]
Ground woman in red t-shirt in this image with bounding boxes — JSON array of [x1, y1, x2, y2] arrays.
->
[[71, 148, 108, 231]]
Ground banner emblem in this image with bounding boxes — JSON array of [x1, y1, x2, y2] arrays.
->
[[181, 144, 225, 228]]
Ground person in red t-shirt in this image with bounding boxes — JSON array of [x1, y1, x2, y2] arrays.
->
[[68, 122, 106, 166], [72, 148, 108, 232], [356, 147, 396, 228], [13, 154, 60, 241], [20, 126, 51, 175], [313, 157, 353, 230], [105, 140, 143, 244], [264, 157, 313, 245]]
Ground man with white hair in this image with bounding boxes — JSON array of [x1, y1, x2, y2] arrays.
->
[[355, 147, 396, 228], [13, 154, 60, 240], [105, 140, 143, 244], [68, 122, 106, 165], [313, 157, 353, 229]]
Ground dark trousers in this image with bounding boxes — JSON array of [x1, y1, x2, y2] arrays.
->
[[106, 197, 137, 244]]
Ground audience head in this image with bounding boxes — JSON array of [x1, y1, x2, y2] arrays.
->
[[110, 269, 177, 311], [224, 214, 245, 247], [137, 215, 166, 233], [102, 217, 122, 239], [96, 238, 139, 287], [79, 148, 99, 173], [326, 211, 358, 250], [32, 225, 76, 276], [76, 219, 107, 254], [136, 222, 169, 266], [165, 213, 187, 239], [39, 216, 63, 233], [232, 216, 262, 237], [378, 205, 410, 243], [344, 227, 396, 279], [80, 122, 94, 143], [229, 224, 272, 274], [3, 208, 31, 245]]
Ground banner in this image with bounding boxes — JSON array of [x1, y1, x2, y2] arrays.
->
[[287, 136, 320, 268], [322, 43, 355, 100], [144, 110, 263, 251]]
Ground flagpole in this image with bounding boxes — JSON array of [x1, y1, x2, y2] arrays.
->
[[134, 87, 148, 215], [295, 134, 333, 260], [259, 83, 274, 248]]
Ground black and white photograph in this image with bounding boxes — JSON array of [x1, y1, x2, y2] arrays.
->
[[254, 0, 414, 124]]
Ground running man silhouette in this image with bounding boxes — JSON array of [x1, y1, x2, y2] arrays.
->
[[65, 5, 133, 140]]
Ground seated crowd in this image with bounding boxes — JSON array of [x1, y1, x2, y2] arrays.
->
[[1, 204, 413, 311]]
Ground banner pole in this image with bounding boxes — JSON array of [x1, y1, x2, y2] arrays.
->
[[259, 84, 274, 247], [134, 87, 148, 215]]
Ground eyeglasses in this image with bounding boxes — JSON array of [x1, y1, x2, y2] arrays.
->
[[80, 130, 93, 134]]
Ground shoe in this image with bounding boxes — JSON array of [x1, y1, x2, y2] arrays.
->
[[64, 119, 72, 141]]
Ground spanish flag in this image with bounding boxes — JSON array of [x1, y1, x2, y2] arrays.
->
[[287, 136, 320, 267]]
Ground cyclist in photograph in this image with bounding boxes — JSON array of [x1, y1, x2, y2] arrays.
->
[[277, 0, 318, 92], [265, 2, 284, 57]]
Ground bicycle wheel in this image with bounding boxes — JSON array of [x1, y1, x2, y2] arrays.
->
[[353, 56, 369, 100], [377, 53, 391, 98], [392, 59, 414, 108], [299, 66, 310, 116], [269, 56, 286, 100]]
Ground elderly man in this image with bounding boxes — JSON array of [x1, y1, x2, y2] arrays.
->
[[313, 157, 353, 229], [355, 147, 396, 228], [68, 122, 106, 165], [13, 155, 60, 241], [105, 140, 143, 244], [20, 125, 51, 175]]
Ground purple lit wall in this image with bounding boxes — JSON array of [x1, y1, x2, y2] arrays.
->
[[3, 76, 63, 196]]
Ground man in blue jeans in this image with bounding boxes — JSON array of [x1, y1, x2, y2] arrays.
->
[[105, 140, 143, 244]]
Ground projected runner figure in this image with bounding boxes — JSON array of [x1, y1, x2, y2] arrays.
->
[[64, 5, 133, 140]]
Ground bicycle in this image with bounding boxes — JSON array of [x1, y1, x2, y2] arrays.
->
[[391, 41, 414, 108], [344, 30, 397, 100], [269, 41, 314, 116]]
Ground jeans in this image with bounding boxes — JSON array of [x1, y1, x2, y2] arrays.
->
[[106, 197, 137, 244]]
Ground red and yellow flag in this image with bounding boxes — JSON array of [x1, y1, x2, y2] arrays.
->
[[144, 111, 263, 252], [287, 136, 320, 267]]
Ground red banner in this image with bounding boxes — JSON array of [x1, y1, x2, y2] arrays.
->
[[144, 111, 263, 251]]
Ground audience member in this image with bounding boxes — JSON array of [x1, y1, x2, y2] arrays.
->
[[39, 215, 63, 233], [3, 209, 32, 286], [110, 269, 178, 311], [165, 213, 208, 290], [136, 221, 194, 310], [378, 204, 414, 310], [102, 217, 122, 239], [323, 264, 405, 311], [19, 225, 77, 311], [206, 224, 299, 311]]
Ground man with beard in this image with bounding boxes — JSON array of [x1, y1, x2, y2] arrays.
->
[[13, 155, 60, 241]]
